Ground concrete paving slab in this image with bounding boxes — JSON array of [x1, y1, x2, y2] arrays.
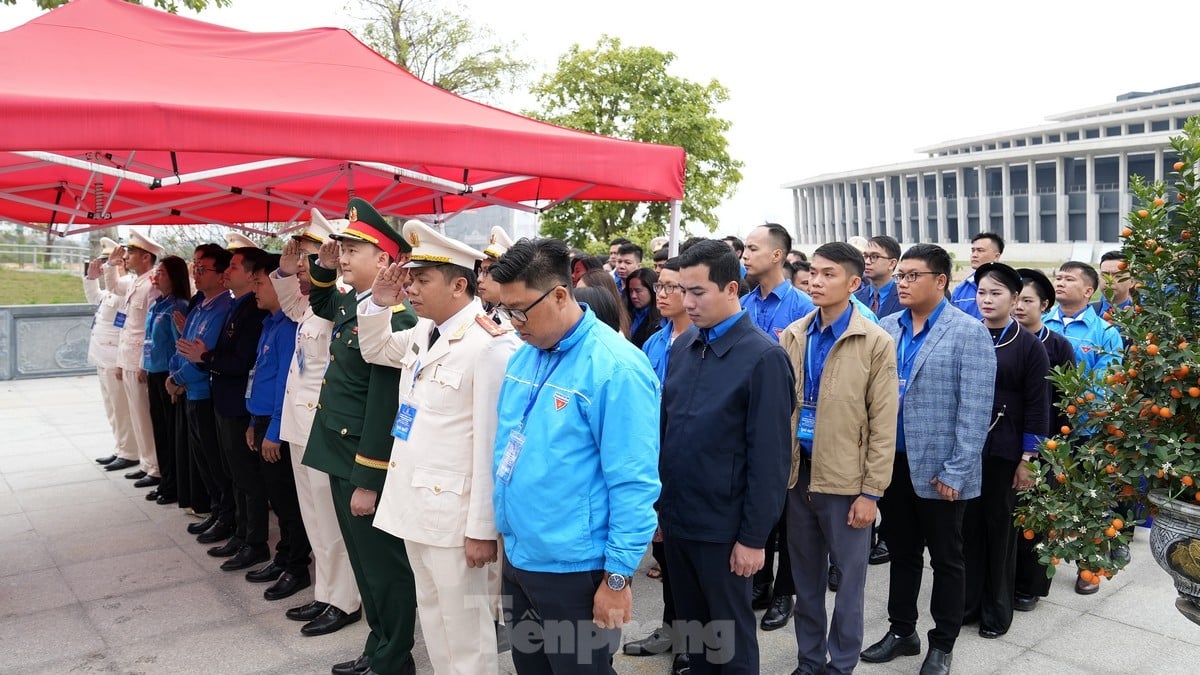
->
[[108, 619, 293, 674], [61, 547, 207, 602], [5, 462, 106, 491], [43, 520, 177, 567], [0, 531, 55, 578], [15, 477, 127, 512], [25, 496, 149, 536], [0, 448, 90, 473], [83, 580, 244, 644], [0, 605, 106, 672], [0, 566, 79, 620], [0, 511, 33, 538]]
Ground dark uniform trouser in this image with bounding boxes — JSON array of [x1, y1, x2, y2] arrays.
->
[[185, 399, 234, 525], [329, 475, 416, 675], [214, 412, 269, 547], [666, 538, 758, 675], [964, 455, 1019, 633], [251, 416, 311, 575], [146, 371, 178, 499], [753, 508, 795, 597]]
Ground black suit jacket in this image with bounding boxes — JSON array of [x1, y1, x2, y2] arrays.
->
[[206, 292, 268, 418]]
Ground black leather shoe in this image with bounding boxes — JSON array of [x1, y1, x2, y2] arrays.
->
[[751, 581, 773, 610], [331, 654, 369, 675], [305, 606, 363, 637], [861, 631, 921, 663], [95, 455, 116, 465], [145, 489, 160, 501], [672, 653, 691, 675], [761, 594, 794, 631], [827, 565, 841, 592], [156, 493, 177, 505], [265, 571, 311, 600], [246, 561, 286, 583], [869, 539, 891, 565], [188, 513, 218, 535], [287, 600, 329, 622], [133, 475, 160, 488], [622, 626, 673, 655], [919, 647, 952, 675], [197, 521, 234, 544], [206, 537, 243, 558], [104, 457, 138, 471], [220, 545, 269, 571], [125, 469, 147, 480], [1014, 592, 1039, 612], [978, 627, 1005, 639]]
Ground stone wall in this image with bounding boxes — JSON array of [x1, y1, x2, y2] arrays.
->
[[0, 304, 94, 380]]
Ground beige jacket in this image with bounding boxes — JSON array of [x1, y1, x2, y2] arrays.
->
[[778, 308, 899, 497]]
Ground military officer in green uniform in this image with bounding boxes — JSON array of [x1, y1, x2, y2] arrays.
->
[[302, 198, 418, 675]]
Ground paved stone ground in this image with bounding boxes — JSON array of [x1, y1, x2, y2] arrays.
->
[[1, 375, 1198, 674]]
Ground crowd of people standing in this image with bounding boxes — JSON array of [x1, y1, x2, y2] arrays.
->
[[82, 198, 1130, 675]]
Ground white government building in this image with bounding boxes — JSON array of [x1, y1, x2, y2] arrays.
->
[[785, 83, 1200, 262]]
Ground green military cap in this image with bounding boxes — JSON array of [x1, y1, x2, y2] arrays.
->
[[331, 197, 412, 260]]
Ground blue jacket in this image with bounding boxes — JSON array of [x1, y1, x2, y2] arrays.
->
[[740, 279, 815, 341], [168, 291, 232, 401], [143, 295, 188, 374], [950, 276, 983, 319], [641, 319, 695, 384], [493, 307, 661, 577], [1042, 305, 1123, 376], [881, 301, 995, 500], [246, 310, 298, 443], [855, 279, 903, 319], [660, 312, 796, 548]]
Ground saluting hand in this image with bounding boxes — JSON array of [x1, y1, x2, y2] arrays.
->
[[371, 263, 409, 307], [279, 239, 302, 277], [87, 258, 103, 280], [316, 239, 340, 270]]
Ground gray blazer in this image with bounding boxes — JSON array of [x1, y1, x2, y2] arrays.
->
[[881, 304, 996, 501]]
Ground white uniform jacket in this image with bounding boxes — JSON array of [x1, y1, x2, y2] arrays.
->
[[357, 297, 518, 548], [272, 270, 333, 448], [85, 274, 127, 368], [115, 269, 161, 371]]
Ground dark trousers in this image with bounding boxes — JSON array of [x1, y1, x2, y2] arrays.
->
[[503, 566, 618, 674], [964, 455, 1019, 633], [250, 416, 311, 575], [752, 507, 795, 597], [650, 540, 676, 625], [329, 475, 416, 675], [185, 398, 234, 525], [146, 372, 178, 499], [1014, 534, 1053, 597], [173, 400, 210, 512], [214, 411, 268, 547], [878, 457, 967, 653], [787, 466, 871, 675], [666, 538, 758, 675]]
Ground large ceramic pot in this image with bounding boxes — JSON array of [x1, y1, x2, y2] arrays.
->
[[1149, 489, 1200, 626]]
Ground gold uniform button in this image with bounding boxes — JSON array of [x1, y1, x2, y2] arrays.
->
[[432, 484, 442, 494], [305, 402, 314, 409], [390, 461, 396, 468], [321, 378, 327, 385], [330, 355, 336, 362], [340, 428, 348, 436], [316, 403, 322, 410]]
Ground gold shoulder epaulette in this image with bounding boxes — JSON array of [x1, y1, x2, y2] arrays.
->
[[391, 304, 407, 313], [475, 314, 508, 337]]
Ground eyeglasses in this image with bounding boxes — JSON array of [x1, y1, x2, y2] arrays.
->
[[653, 283, 682, 295], [192, 265, 214, 275], [892, 271, 940, 284], [863, 253, 895, 262], [477, 263, 493, 278], [497, 285, 563, 323]]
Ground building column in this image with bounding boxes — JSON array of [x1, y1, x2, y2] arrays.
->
[[1028, 160, 1040, 243], [792, 189, 804, 245], [833, 183, 845, 242], [1056, 156, 1068, 243], [916, 172, 929, 242], [884, 176, 896, 242], [935, 170, 948, 243], [1086, 154, 1099, 243], [1154, 147, 1165, 183], [899, 174, 911, 243], [955, 167, 969, 243], [856, 181, 868, 239], [977, 165, 990, 235], [871, 179, 883, 239], [1118, 152, 1131, 230], [1001, 163, 1015, 242], [823, 184, 835, 244], [842, 181, 854, 241], [810, 187, 820, 244]]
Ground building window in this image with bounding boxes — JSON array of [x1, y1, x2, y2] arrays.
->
[[1016, 139, 1027, 147], [1104, 126, 1122, 137], [1177, 117, 1190, 129], [1066, 131, 1079, 141], [1151, 120, 1170, 132], [1128, 122, 1144, 134], [1049, 133, 1061, 143], [1031, 136, 1043, 145], [1085, 128, 1100, 139]]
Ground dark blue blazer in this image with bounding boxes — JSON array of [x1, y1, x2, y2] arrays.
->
[[855, 282, 903, 319], [207, 292, 267, 418]]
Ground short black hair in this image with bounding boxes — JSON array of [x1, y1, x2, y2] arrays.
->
[[721, 235, 745, 255], [788, 249, 807, 262], [1059, 261, 1099, 292], [431, 263, 477, 297], [793, 260, 812, 273], [679, 236, 707, 254], [652, 248, 669, 262], [490, 237, 572, 291], [900, 243, 952, 279], [677, 239, 741, 290], [194, 243, 232, 272], [232, 247, 268, 273], [868, 235, 901, 260], [609, 237, 632, 248], [972, 232, 1006, 254], [1100, 250, 1127, 263], [251, 252, 281, 276], [757, 223, 792, 255], [813, 241, 866, 278], [662, 256, 683, 272], [616, 242, 644, 261]]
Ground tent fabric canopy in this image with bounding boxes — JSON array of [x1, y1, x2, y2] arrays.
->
[[0, 0, 686, 234]]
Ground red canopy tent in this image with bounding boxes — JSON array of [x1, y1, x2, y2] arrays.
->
[[0, 0, 685, 237]]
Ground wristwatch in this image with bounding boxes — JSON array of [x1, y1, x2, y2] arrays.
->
[[606, 572, 629, 592]]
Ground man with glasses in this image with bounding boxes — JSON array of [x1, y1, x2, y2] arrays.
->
[[490, 237, 661, 674], [862, 244, 995, 675], [854, 235, 903, 320]]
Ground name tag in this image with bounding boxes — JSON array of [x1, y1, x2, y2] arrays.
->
[[496, 429, 525, 484], [391, 403, 418, 441], [796, 404, 816, 442], [898, 378, 907, 405], [113, 312, 127, 328], [245, 367, 255, 399], [142, 340, 153, 362]]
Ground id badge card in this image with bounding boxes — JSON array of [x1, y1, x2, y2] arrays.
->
[[142, 340, 153, 363], [391, 404, 418, 441], [796, 403, 817, 442], [113, 311, 127, 328], [244, 367, 255, 399], [898, 378, 907, 405], [496, 428, 525, 484]]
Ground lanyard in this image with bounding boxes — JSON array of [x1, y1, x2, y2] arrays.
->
[[898, 324, 927, 377], [804, 329, 830, 404], [991, 320, 1017, 349], [751, 288, 785, 333], [521, 350, 564, 429]]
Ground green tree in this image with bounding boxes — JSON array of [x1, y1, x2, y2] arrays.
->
[[2, 0, 230, 12], [528, 36, 742, 249], [348, 0, 529, 100]]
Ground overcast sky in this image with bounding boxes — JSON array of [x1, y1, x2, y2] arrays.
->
[[4, 0, 1198, 238]]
